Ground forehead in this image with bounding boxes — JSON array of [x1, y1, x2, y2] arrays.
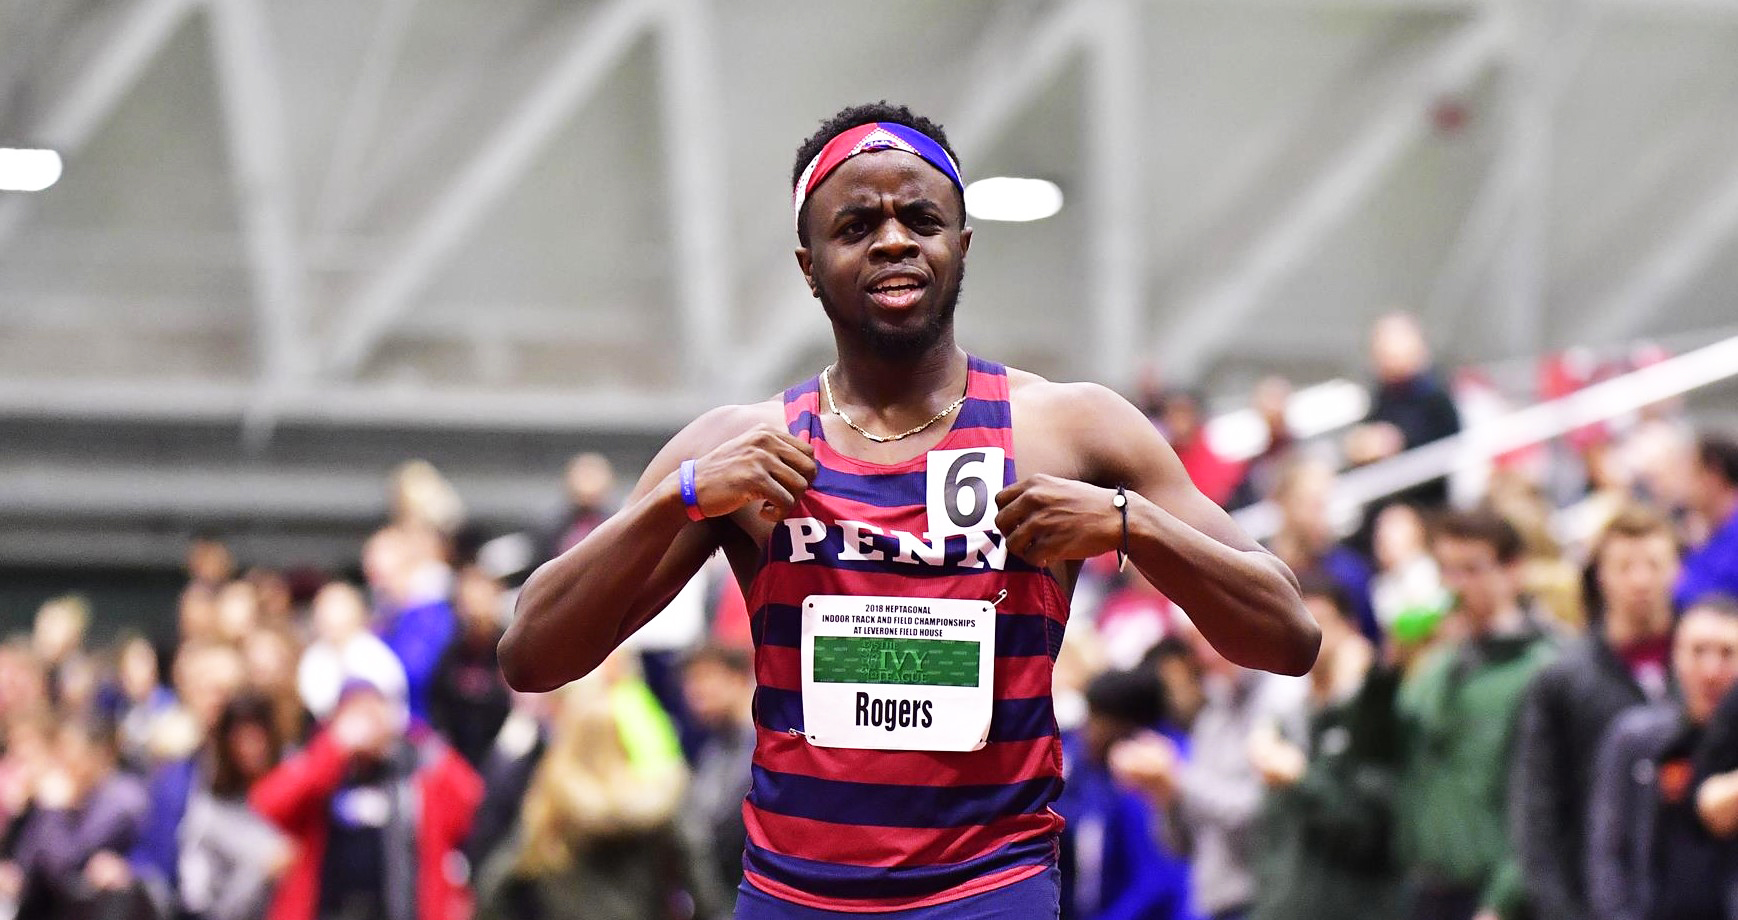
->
[[1678, 610, 1738, 646], [808, 149, 958, 210]]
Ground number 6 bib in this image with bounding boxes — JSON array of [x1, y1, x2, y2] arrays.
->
[[797, 447, 1005, 752]]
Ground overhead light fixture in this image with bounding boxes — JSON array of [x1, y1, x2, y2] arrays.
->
[[0, 148, 63, 192], [964, 176, 1063, 222]]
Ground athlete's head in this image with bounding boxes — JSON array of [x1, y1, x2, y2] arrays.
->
[[792, 102, 971, 362]]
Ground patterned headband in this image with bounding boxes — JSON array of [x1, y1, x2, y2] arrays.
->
[[792, 122, 964, 233]]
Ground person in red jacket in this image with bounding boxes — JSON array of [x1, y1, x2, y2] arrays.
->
[[250, 676, 482, 920]]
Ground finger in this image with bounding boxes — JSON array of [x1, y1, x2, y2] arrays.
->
[[994, 490, 1041, 536], [767, 436, 820, 482], [765, 461, 810, 499], [774, 430, 816, 458], [754, 477, 797, 515], [994, 478, 1032, 508]]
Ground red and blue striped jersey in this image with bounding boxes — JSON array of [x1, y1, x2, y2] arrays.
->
[[741, 356, 1070, 912]]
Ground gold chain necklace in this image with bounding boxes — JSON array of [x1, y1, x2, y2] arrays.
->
[[820, 364, 968, 443]]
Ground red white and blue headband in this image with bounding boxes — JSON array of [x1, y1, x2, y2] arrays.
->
[[792, 122, 964, 233]]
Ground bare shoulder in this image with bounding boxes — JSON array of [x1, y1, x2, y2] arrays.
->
[[1005, 369, 1141, 427], [678, 398, 786, 447], [1003, 366, 1167, 484], [631, 397, 786, 497]]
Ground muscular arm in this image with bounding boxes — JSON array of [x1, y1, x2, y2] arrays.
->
[[1003, 382, 1319, 676], [499, 405, 783, 692]]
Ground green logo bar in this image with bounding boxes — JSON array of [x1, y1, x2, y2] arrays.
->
[[812, 637, 980, 687]]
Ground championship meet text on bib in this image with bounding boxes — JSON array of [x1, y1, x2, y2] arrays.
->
[[798, 594, 996, 752]]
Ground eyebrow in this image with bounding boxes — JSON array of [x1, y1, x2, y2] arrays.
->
[[829, 197, 948, 225]]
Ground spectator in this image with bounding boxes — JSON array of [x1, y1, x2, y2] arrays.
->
[[1111, 620, 1304, 920], [1, 717, 151, 918], [250, 675, 481, 920], [1586, 597, 1738, 920], [1369, 504, 1447, 638], [174, 694, 291, 920], [1267, 456, 1379, 642], [297, 582, 408, 724], [214, 580, 263, 646], [388, 459, 466, 538], [0, 641, 48, 726], [474, 680, 709, 920], [1154, 389, 1243, 508], [1388, 509, 1557, 920], [1345, 312, 1462, 555], [1249, 575, 1401, 920], [541, 452, 618, 562], [1059, 669, 1191, 920], [1510, 506, 1680, 920], [180, 583, 222, 645], [364, 526, 458, 722], [108, 633, 175, 771], [677, 644, 757, 915], [1487, 472, 1584, 630], [1142, 636, 1205, 733], [186, 535, 237, 592], [152, 641, 248, 765], [429, 566, 513, 769], [1345, 312, 1462, 506], [1095, 571, 1183, 672], [1677, 432, 1738, 608], [241, 629, 310, 757], [133, 643, 252, 901], [1228, 376, 1295, 511], [33, 594, 89, 708], [465, 690, 557, 876]]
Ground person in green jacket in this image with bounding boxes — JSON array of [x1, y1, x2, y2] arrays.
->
[[1250, 574, 1404, 920], [1389, 509, 1557, 920]]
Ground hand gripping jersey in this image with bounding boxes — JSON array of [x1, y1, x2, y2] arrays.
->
[[742, 356, 1070, 911]]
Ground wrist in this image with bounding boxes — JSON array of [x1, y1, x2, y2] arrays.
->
[[678, 458, 707, 522]]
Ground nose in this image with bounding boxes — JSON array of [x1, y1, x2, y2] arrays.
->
[[868, 212, 919, 261]]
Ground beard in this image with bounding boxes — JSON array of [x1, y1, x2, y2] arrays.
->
[[818, 268, 965, 363]]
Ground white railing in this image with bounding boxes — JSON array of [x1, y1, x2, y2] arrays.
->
[[1232, 332, 1738, 541]]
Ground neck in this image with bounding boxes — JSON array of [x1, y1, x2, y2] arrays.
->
[[1465, 600, 1524, 638], [1603, 603, 1672, 647], [827, 340, 967, 413], [1711, 490, 1738, 530]]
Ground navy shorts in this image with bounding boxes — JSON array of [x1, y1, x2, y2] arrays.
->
[[734, 867, 1061, 920]]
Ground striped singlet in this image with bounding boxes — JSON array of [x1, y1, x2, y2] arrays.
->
[[741, 356, 1071, 912]]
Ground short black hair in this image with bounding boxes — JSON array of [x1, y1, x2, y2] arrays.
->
[[1699, 431, 1738, 488], [790, 101, 964, 245], [1295, 572, 1354, 623], [1085, 668, 1166, 728], [1432, 508, 1525, 565]]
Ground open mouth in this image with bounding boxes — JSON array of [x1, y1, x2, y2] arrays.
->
[[867, 277, 927, 310]]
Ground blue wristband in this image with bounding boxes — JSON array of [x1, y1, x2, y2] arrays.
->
[[679, 459, 705, 521]]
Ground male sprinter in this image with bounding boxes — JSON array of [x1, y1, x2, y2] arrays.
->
[[500, 102, 1320, 919]]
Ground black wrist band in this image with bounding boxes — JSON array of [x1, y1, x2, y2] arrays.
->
[[1113, 485, 1129, 572]]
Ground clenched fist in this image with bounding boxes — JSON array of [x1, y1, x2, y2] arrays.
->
[[994, 474, 1124, 568], [688, 426, 819, 522]]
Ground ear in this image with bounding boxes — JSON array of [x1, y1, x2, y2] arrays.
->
[[959, 224, 973, 255], [794, 247, 817, 297]]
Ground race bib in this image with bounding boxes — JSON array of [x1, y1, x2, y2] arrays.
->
[[799, 594, 996, 751], [925, 447, 1005, 537]]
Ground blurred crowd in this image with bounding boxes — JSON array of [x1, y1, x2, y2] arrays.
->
[[4, 312, 1738, 920]]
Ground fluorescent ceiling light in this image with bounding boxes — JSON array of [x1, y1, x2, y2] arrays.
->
[[964, 177, 1063, 222], [0, 148, 62, 192]]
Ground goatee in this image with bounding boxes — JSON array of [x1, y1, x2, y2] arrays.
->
[[819, 271, 964, 363]]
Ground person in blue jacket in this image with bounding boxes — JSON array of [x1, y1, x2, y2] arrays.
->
[[1057, 667, 1195, 920]]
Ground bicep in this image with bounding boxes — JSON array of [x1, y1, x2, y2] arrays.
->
[[1081, 386, 1264, 554]]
